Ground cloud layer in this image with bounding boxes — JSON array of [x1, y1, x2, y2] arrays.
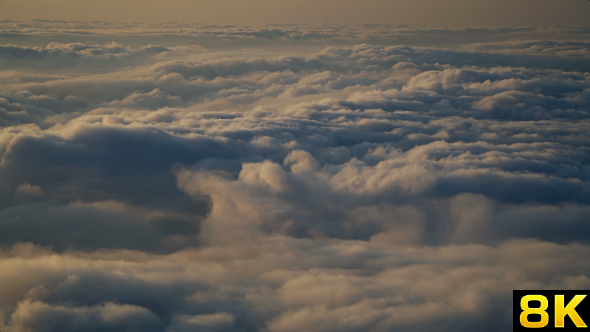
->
[[0, 23, 590, 332]]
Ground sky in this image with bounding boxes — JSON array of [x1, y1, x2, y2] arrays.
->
[[1, 0, 590, 25], [0, 4, 590, 332]]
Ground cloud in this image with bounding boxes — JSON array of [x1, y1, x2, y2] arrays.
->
[[0, 239, 589, 332], [10, 301, 164, 332], [167, 313, 235, 332], [0, 23, 589, 332]]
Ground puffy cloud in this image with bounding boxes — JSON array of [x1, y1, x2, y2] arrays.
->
[[0, 240, 589, 332], [10, 301, 164, 332], [0, 23, 589, 332]]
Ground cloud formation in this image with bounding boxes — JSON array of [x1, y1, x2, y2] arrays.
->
[[0, 23, 589, 332]]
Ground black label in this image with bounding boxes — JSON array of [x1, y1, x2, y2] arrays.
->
[[514, 290, 590, 331]]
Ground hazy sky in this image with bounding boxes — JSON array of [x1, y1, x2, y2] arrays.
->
[[1, 0, 589, 25], [1, 13, 590, 332]]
